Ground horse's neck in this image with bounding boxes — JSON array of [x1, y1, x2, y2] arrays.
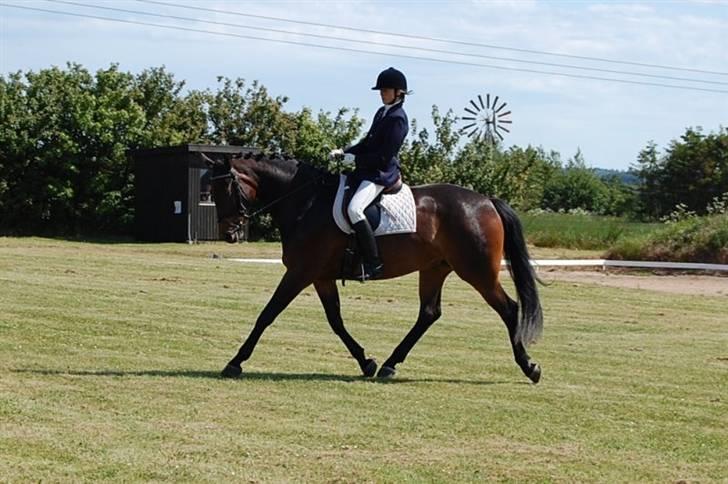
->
[[249, 158, 298, 204], [249, 158, 324, 236]]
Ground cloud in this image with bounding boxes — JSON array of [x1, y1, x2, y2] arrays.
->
[[588, 3, 656, 15]]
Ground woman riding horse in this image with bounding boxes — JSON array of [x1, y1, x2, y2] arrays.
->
[[329, 67, 410, 281], [207, 151, 543, 382]]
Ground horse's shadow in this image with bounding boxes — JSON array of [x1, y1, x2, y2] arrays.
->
[[11, 368, 519, 386]]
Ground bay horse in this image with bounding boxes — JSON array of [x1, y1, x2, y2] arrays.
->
[[204, 152, 543, 383]]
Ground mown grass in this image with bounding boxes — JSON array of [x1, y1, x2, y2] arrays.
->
[[521, 213, 660, 250], [1, 238, 726, 482]]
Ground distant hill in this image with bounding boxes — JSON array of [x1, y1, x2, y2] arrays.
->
[[593, 168, 640, 185]]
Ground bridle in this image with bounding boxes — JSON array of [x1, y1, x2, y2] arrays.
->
[[210, 167, 252, 219], [209, 167, 253, 240]]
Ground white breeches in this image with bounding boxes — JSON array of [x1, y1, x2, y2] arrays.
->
[[347, 180, 385, 224]]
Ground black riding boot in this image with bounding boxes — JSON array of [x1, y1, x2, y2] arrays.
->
[[352, 220, 383, 281]]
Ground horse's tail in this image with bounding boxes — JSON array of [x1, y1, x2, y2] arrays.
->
[[491, 198, 543, 347]]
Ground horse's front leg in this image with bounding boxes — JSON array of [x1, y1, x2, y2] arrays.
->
[[221, 269, 311, 378], [314, 280, 377, 377]]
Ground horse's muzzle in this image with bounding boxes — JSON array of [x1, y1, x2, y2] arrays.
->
[[224, 230, 239, 243], [221, 220, 244, 243], [218, 221, 243, 244]]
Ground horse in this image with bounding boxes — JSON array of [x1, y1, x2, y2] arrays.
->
[[204, 151, 544, 383]]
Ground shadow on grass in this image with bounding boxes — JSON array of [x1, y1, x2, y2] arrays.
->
[[12, 368, 521, 386]]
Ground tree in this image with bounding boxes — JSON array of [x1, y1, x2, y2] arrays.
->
[[0, 64, 207, 234], [635, 127, 728, 218], [399, 105, 458, 185], [203, 77, 362, 167], [542, 149, 609, 213]]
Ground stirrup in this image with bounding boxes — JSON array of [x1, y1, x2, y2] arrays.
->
[[358, 262, 383, 282]]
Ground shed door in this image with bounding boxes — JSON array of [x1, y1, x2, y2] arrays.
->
[[189, 167, 219, 240]]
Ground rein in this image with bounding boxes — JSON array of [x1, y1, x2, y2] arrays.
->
[[245, 175, 324, 220]]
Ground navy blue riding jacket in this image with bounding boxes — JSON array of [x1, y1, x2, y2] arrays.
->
[[345, 102, 408, 188]]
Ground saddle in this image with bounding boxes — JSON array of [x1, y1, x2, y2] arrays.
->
[[335, 175, 409, 283], [338, 175, 403, 230]]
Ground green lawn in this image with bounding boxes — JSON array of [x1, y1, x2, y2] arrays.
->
[[1, 238, 725, 482]]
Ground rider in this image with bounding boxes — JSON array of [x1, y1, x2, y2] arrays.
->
[[330, 67, 410, 280]]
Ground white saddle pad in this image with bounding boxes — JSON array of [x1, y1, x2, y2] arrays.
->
[[332, 175, 417, 236]]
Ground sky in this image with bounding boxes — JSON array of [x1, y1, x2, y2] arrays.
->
[[1, 0, 727, 170]]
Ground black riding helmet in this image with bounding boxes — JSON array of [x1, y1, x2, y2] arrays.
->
[[371, 67, 407, 91]]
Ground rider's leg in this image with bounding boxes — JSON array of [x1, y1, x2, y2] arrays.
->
[[347, 180, 385, 280]]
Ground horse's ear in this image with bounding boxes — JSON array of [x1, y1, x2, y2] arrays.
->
[[200, 152, 219, 168]]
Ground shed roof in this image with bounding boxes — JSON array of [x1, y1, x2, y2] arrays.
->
[[129, 144, 258, 158]]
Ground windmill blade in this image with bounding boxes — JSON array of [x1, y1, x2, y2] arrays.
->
[[459, 93, 513, 143]]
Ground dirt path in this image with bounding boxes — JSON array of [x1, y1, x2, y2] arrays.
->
[[538, 269, 727, 296]]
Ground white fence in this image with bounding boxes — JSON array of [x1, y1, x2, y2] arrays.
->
[[227, 258, 728, 272]]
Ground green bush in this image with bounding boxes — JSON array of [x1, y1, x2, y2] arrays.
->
[[521, 211, 659, 250], [607, 194, 728, 263], [0, 65, 362, 236]]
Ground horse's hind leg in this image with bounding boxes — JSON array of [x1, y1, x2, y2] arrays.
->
[[480, 282, 541, 383], [314, 280, 377, 377], [377, 263, 451, 378], [451, 257, 541, 383]]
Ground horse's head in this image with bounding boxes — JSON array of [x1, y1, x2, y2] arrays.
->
[[202, 152, 259, 243]]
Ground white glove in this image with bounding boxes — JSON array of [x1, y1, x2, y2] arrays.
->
[[342, 153, 355, 164], [328, 148, 344, 160]]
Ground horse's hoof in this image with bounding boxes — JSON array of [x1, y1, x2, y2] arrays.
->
[[221, 363, 242, 378], [377, 365, 396, 379], [527, 363, 542, 384], [361, 358, 378, 377]]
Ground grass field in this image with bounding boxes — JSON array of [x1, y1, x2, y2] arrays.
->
[[1, 238, 726, 482]]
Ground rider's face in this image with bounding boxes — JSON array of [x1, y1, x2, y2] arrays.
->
[[379, 88, 396, 104]]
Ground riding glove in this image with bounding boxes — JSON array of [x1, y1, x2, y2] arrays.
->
[[329, 148, 355, 164]]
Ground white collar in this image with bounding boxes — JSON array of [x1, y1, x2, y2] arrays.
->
[[381, 99, 402, 116]]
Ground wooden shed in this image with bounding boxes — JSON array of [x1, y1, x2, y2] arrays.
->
[[130, 144, 254, 242]]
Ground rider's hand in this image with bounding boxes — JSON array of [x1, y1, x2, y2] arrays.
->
[[342, 153, 355, 164], [328, 148, 344, 160]]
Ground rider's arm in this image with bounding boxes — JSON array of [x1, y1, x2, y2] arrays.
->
[[350, 116, 407, 170]]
